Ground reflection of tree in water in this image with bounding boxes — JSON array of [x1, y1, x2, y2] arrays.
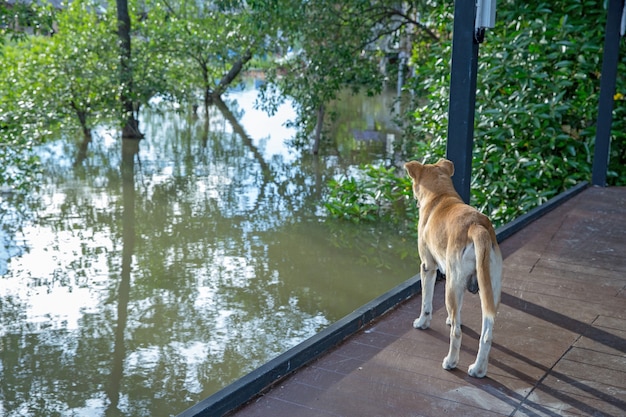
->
[[106, 139, 137, 416], [0, 192, 31, 275]]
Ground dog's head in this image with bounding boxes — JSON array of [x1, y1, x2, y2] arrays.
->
[[404, 158, 455, 205]]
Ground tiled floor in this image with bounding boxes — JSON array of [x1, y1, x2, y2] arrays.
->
[[229, 187, 626, 417]]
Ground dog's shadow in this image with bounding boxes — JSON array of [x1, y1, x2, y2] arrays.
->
[[446, 291, 626, 416]]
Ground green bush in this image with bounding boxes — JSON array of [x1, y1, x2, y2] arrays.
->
[[325, 165, 418, 229]]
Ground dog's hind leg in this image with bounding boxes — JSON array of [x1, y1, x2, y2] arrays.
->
[[442, 274, 464, 370], [467, 226, 502, 378], [413, 260, 437, 330], [468, 314, 494, 378], [468, 260, 501, 378]]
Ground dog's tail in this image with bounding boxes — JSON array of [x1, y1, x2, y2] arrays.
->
[[468, 223, 501, 318]]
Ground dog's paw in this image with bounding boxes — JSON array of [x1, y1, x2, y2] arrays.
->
[[442, 355, 458, 370], [468, 362, 487, 378], [413, 316, 431, 330]]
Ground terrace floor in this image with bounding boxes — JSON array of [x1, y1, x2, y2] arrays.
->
[[228, 186, 626, 417]]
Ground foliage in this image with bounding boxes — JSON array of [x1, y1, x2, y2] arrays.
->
[[126, 0, 171, 116], [408, 0, 626, 226], [325, 164, 417, 229], [39, 0, 119, 135], [0, 1, 55, 43], [609, 61, 626, 182], [0, 0, 119, 188]]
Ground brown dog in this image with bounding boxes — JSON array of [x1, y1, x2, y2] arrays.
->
[[405, 158, 502, 378]]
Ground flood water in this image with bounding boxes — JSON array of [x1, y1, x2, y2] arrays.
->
[[0, 86, 418, 416]]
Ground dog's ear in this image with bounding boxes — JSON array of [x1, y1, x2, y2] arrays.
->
[[436, 158, 454, 177], [404, 161, 423, 181]]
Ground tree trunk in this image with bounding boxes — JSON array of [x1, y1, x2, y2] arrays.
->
[[116, 0, 142, 139], [71, 102, 92, 139]]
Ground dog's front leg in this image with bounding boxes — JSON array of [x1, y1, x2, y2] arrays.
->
[[413, 262, 437, 330]]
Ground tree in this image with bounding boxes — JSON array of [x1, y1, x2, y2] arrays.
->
[[49, 1, 119, 138], [117, 0, 143, 138], [139, 0, 264, 117]]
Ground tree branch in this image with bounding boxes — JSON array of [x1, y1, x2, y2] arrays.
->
[[211, 49, 253, 99]]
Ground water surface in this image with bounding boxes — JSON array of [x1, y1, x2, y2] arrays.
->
[[0, 87, 418, 416]]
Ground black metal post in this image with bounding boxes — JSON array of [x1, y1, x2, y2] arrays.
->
[[446, 0, 480, 203], [592, 0, 624, 186]]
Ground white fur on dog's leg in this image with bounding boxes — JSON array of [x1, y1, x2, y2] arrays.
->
[[413, 314, 431, 330], [443, 316, 462, 370], [469, 316, 494, 378], [415, 266, 436, 330], [443, 277, 463, 371]]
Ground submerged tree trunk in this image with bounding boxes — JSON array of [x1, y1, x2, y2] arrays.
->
[[116, 0, 142, 139]]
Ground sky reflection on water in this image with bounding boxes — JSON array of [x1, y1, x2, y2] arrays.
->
[[0, 88, 418, 416]]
